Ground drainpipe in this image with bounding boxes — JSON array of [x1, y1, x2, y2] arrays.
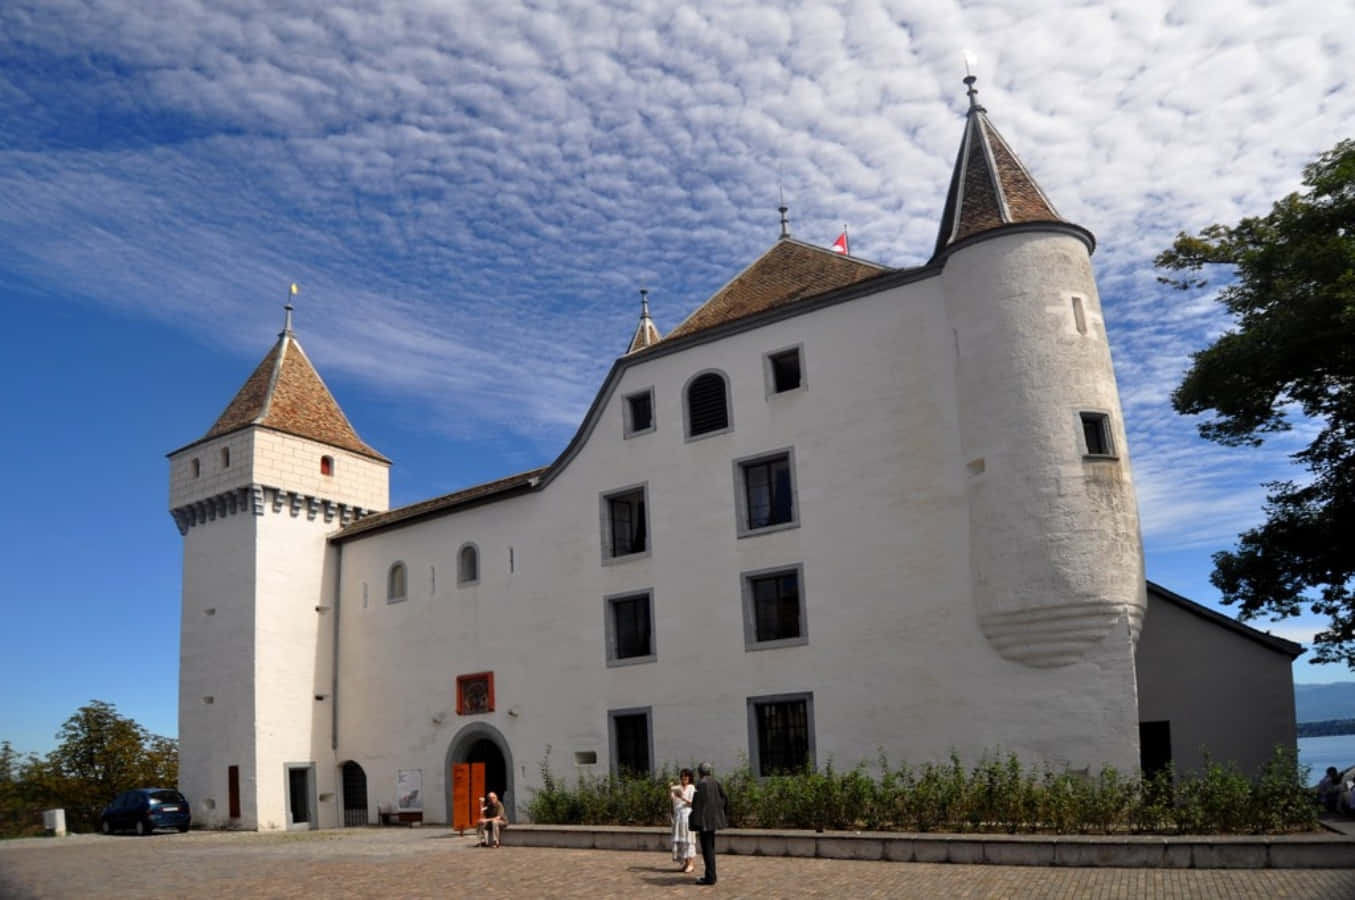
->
[[331, 542, 342, 752]]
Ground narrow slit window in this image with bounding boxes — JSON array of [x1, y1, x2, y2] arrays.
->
[[191, 458, 200, 478], [321, 455, 334, 476], [221, 447, 230, 468], [1071, 296, 1088, 335], [1081, 412, 1114, 457]]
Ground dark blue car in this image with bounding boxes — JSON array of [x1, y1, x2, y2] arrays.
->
[[100, 788, 191, 835]]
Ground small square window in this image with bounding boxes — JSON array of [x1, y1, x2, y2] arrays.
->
[[734, 449, 799, 537], [748, 693, 814, 776], [624, 389, 655, 437], [768, 348, 803, 393], [1080, 412, 1114, 457], [604, 590, 656, 666], [601, 485, 649, 562], [608, 708, 653, 776], [456, 671, 494, 715]]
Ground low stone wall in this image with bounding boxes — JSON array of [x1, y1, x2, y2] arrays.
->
[[502, 825, 1355, 869]]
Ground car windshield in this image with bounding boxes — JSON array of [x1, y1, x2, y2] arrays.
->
[[149, 790, 184, 804]]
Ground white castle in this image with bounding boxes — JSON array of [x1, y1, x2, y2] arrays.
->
[[169, 80, 1299, 830]]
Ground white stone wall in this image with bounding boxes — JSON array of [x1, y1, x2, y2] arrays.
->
[[178, 509, 257, 828], [1136, 590, 1297, 776], [175, 425, 388, 830], [332, 254, 1147, 824]]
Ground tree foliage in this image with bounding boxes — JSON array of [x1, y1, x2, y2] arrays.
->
[[1156, 138, 1355, 666], [1, 701, 177, 835]]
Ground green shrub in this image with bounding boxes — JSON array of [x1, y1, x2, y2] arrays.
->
[[525, 745, 1317, 835]]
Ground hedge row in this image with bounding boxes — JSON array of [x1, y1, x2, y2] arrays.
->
[[526, 746, 1317, 835]]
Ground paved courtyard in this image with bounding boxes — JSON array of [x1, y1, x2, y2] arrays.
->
[[3, 828, 1355, 899]]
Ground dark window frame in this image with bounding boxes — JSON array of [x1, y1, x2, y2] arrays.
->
[[747, 692, 815, 777], [1079, 411, 1116, 458], [623, 387, 656, 438], [740, 563, 808, 650], [608, 706, 654, 777], [600, 483, 651, 564], [603, 589, 656, 667], [765, 345, 805, 395], [733, 447, 800, 538], [683, 369, 732, 440]]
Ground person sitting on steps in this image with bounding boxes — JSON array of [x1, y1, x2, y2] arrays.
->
[[476, 792, 507, 847]]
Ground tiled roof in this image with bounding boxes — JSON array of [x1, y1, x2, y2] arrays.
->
[[664, 238, 889, 341], [933, 93, 1068, 259], [334, 467, 547, 540], [204, 331, 389, 462]]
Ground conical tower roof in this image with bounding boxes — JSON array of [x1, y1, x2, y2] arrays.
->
[[203, 309, 388, 462], [933, 77, 1090, 260]]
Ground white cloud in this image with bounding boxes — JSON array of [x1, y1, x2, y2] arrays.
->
[[1, 0, 1350, 542]]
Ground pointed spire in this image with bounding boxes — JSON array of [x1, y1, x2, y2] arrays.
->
[[203, 305, 388, 461], [932, 75, 1090, 260], [627, 288, 662, 353]]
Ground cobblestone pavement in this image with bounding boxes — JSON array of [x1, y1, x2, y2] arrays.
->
[[3, 829, 1355, 899]]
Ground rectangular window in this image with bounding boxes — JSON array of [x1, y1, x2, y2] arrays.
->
[[624, 389, 655, 437], [734, 448, 799, 537], [601, 485, 649, 561], [228, 765, 241, 818], [748, 693, 814, 776], [768, 347, 803, 393], [1071, 296, 1088, 335], [750, 571, 801, 643], [1080, 412, 1114, 457], [604, 590, 656, 665], [609, 709, 652, 776]]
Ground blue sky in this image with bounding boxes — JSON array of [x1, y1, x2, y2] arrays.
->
[[2, 0, 1352, 757]]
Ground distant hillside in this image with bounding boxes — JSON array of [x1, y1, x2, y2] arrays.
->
[[1295, 682, 1355, 723]]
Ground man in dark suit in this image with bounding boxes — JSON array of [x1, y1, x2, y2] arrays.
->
[[687, 761, 728, 885]]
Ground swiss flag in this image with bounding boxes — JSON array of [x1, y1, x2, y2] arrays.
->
[[831, 231, 849, 255]]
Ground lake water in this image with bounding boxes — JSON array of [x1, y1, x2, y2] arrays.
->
[[1298, 734, 1355, 782]]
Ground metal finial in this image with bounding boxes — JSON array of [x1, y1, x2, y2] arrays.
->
[[640, 288, 650, 317], [282, 303, 294, 335], [963, 74, 984, 113], [778, 200, 790, 239]]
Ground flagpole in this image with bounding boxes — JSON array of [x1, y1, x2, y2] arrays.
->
[[843, 224, 849, 256]]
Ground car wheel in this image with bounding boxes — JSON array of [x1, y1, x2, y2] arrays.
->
[[135, 818, 150, 836], [101, 818, 112, 835], [177, 825, 189, 833]]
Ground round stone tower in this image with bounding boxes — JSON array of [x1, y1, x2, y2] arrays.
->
[[936, 79, 1146, 670]]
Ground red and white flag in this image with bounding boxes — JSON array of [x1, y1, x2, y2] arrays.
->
[[831, 231, 849, 255]]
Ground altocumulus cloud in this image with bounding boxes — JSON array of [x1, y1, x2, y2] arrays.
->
[[0, 0, 1351, 546]]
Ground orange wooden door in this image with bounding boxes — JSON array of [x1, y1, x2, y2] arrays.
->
[[452, 764, 471, 831], [451, 762, 487, 832]]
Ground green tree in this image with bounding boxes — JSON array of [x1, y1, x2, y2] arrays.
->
[[1156, 138, 1355, 665], [45, 701, 178, 815]]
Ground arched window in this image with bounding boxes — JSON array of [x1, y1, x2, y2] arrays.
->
[[387, 562, 407, 603], [458, 544, 479, 585], [686, 371, 730, 437], [321, 455, 334, 476]]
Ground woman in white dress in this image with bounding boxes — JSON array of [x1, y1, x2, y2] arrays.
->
[[670, 768, 697, 872]]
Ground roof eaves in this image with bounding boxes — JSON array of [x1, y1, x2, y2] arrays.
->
[[1146, 580, 1304, 659], [331, 467, 546, 542]]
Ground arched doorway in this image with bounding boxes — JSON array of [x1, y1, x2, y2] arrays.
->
[[445, 723, 515, 822], [341, 761, 369, 827]]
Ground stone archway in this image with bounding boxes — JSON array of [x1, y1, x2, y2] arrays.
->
[[445, 722, 516, 822]]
